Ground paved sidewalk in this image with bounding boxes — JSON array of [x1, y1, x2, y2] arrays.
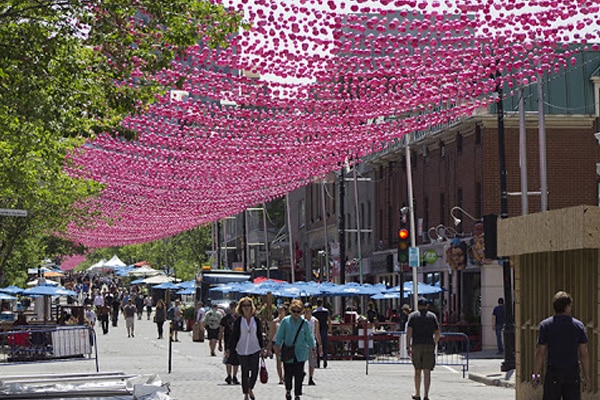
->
[[1, 317, 516, 400]]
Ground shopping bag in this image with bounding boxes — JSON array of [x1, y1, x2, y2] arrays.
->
[[259, 356, 268, 384]]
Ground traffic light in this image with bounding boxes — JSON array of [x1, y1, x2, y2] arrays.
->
[[398, 228, 410, 263]]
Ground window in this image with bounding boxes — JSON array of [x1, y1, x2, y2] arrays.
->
[[298, 200, 305, 228], [360, 203, 365, 231], [440, 193, 445, 225], [475, 124, 481, 144], [347, 213, 352, 249], [476, 183, 482, 218], [456, 133, 463, 153], [367, 201, 372, 240]]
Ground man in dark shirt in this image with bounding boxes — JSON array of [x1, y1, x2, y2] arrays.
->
[[312, 298, 330, 368], [532, 291, 590, 400], [406, 297, 440, 400], [492, 297, 505, 355]]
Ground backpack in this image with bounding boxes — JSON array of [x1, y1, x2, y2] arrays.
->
[[166, 306, 175, 320]]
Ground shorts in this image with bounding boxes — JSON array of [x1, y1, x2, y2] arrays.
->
[[411, 344, 436, 370], [207, 327, 220, 340], [308, 347, 317, 368]]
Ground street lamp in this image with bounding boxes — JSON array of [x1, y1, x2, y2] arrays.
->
[[450, 206, 479, 226]]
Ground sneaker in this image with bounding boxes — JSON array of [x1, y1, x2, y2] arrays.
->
[[225, 376, 232, 385], [232, 377, 240, 385], [308, 378, 316, 386]]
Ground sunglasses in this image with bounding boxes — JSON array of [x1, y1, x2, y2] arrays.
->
[[290, 309, 302, 314]]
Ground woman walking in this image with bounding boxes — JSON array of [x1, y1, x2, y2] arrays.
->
[[275, 299, 315, 400], [227, 297, 265, 400], [154, 299, 166, 339], [270, 303, 289, 384]]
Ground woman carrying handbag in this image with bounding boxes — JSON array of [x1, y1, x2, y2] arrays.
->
[[275, 299, 315, 400], [227, 297, 266, 400]]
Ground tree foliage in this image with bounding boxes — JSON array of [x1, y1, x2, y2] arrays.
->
[[0, 0, 245, 284]]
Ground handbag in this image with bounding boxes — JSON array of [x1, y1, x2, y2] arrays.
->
[[259, 356, 268, 384], [280, 320, 304, 362]]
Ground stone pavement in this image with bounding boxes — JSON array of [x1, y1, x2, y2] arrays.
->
[[1, 317, 516, 400]]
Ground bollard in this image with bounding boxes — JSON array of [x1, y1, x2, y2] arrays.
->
[[168, 321, 173, 373]]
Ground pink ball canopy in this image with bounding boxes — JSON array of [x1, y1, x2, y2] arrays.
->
[[65, 0, 600, 248]]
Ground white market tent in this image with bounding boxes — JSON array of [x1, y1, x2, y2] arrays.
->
[[87, 258, 108, 272], [103, 255, 127, 268]]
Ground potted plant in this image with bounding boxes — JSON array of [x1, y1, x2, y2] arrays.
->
[[183, 305, 196, 331]]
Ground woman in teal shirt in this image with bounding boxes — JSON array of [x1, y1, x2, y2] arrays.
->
[[275, 299, 315, 400]]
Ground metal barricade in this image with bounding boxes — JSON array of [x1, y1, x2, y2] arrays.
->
[[0, 324, 98, 372], [365, 331, 470, 377]]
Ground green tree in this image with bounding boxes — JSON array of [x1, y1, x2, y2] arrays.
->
[[0, 1, 245, 284]]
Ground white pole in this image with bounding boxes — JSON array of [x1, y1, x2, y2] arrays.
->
[[223, 219, 228, 269], [262, 203, 270, 278], [519, 87, 529, 215], [537, 74, 548, 211], [353, 167, 363, 284], [286, 194, 295, 283], [405, 145, 419, 311]]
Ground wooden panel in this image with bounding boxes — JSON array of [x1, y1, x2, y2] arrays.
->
[[498, 206, 600, 256], [515, 249, 598, 400]]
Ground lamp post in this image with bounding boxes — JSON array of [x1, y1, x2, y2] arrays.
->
[[496, 80, 516, 372], [450, 206, 479, 227]]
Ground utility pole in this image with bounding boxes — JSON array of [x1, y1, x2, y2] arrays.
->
[[496, 79, 516, 372], [338, 169, 346, 285], [338, 168, 346, 312]]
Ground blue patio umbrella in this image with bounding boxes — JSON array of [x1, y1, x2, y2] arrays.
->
[[24, 285, 77, 297], [0, 285, 24, 295], [0, 292, 18, 300], [176, 280, 196, 290], [130, 278, 146, 285], [176, 288, 196, 295], [152, 282, 180, 290], [275, 283, 323, 298], [323, 282, 381, 297], [384, 282, 444, 296], [371, 292, 402, 300]]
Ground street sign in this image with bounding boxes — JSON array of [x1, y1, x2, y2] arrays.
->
[[0, 208, 27, 217], [409, 247, 420, 268]]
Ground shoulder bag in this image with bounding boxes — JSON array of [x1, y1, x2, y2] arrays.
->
[[280, 320, 304, 362]]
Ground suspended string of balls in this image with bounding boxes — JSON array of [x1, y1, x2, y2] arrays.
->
[[64, 0, 600, 248]]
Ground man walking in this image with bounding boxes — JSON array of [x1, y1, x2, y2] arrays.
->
[[532, 291, 590, 399], [406, 297, 440, 400], [204, 303, 223, 356], [492, 297, 505, 355], [123, 299, 136, 338], [312, 298, 330, 368]]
